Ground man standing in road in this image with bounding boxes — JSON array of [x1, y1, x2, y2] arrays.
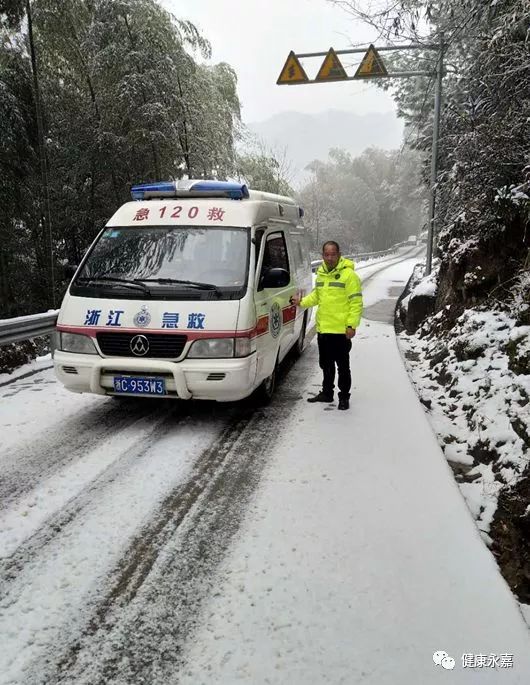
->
[[291, 241, 363, 410]]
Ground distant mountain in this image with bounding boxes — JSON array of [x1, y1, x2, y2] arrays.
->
[[246, 109, 404, 186]]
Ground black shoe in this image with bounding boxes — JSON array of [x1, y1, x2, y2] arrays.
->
[[338, 398, 349, 410], [307, 392, 333, 403]]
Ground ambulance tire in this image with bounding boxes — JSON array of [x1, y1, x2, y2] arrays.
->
[[252, 354, 279, 406], [295, 312, 308, 357]]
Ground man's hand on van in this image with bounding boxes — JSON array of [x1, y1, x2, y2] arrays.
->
[[290, 294, 301, 306], [346, 326, 356, 339]]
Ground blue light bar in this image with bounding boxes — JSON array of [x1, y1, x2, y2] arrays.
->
[[189, 181, 250, 199], [130, 180, 250, 201], [130, 182, 176, 201]]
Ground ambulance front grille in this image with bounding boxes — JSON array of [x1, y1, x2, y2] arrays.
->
[[96, 332, 187, 359]]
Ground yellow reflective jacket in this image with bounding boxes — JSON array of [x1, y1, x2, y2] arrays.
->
[[300, 256, 363, 333]]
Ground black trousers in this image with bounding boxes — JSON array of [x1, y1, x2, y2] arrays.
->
[[317, 333, 352, 399]]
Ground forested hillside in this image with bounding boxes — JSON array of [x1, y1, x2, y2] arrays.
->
[[1, 0, 242, 317], [298, 146, 427, 253]]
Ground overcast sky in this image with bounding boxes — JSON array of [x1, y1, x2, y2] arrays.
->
[[163, 0, 399, 124]]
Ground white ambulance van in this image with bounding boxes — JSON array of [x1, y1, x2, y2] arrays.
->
[[54, 180, 312, 402]]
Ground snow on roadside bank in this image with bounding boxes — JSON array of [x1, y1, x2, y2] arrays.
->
[[0, 353, 52, 386], [398, 267, 530, 606]]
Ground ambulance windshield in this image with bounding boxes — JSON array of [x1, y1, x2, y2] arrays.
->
[[73, 226, 249, 299]]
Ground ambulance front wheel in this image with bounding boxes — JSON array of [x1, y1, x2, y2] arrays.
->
[[295, 311, 308, 357], [252, 356, 278, 406]]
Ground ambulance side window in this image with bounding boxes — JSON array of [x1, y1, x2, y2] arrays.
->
[[257, 232, 290, 291], [292, 236, 304, 266], [261, 232, 289, 273]]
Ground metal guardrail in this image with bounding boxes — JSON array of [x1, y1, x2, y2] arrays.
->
[[348, 245, 399, 261], [0, 311, 59, 347]]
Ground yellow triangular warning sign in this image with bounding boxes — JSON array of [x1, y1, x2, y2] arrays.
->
[[315, 48, 348, 82], [354, 44, 388, 79], [277, 51, 309, 85]]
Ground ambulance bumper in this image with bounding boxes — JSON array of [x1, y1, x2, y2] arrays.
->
[[53, 351, 259, 402]]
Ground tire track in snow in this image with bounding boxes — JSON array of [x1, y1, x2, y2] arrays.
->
[[45, 350, 313, 685], [0, 401, 241, 685], [356, 246, 424, 283], [0, 405, 182, 591], [0, 396, 162, 510]]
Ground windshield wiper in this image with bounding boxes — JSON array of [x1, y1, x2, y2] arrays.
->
[[138, 278, 220, 292], [76, 276, 151, 294]]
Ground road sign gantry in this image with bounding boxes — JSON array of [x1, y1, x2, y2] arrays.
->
[[277, 38, 446, 276]]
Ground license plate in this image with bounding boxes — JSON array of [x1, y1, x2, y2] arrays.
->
[[113, 376, 166, 395]]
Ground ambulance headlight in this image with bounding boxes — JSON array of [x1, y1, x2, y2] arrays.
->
[[188, 338, 256, 359], [59, 332, 98, 355], [188, 338, 235, 358], [187, 337, 255, 358]]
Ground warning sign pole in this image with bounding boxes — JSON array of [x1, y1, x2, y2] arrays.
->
[[276, 38, 446, 275], [425, 33, 445, 276]]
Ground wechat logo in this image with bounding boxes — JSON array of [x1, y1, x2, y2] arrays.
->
[[433, 651, 456, 670]]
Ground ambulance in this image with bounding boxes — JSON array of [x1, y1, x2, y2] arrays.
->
[[54, 180, 312, 402]]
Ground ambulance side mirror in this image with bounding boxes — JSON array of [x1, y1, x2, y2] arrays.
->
[[260, 267, 290, 289]]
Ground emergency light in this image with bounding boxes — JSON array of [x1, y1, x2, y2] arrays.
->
[[131, 180, 250, 201]]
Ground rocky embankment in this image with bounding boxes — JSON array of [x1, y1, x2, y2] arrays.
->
[[397, 264, 530, 607]]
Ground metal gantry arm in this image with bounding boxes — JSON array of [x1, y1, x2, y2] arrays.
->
[[295, 42, 443, 58], [277, 38, 447, 276]]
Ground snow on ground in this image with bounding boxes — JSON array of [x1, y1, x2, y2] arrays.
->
[[398, 266, 530, 626], [361, 258, 421, 307], [0, 352, 52, 386], [0, 381, 226, 684], [398, 273, 530, 546], [0, 365, 102, 454], [173, 258, 530, 684], [0, 435, 217, 684], [0, 405, 178, 558], [2, 251, 528, 683]]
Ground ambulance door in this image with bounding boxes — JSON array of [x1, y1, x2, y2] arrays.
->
[[254, 228, 293, 382], [287, 230, 307, 341]]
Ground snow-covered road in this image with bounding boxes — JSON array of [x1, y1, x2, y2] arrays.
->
[[1, 249, 529, 684]]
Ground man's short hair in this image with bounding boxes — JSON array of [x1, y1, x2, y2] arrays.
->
[[322, 240, 340, 253]]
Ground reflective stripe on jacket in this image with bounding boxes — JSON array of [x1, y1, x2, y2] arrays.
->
[[300, 256, 363, 333]]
